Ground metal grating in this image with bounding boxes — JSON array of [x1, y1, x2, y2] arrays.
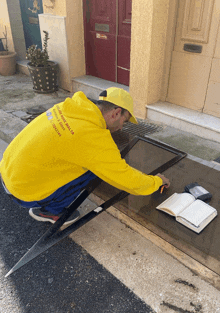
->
[[122, 120, 163, 137], [112, 121, 163, 151]]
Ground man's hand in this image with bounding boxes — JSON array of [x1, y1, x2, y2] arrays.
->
[[156, 173, 170, 188]]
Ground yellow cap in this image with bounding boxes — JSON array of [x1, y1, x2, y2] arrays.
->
[[99, 87, 138, 124]]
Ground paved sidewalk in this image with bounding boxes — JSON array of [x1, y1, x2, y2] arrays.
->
[[0, 73, 220, 312]]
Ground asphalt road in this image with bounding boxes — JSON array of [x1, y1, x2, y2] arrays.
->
[[0, 184, 155, 313]]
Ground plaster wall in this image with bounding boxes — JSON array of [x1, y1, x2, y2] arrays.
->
[[0, 0, 14, 52], [129, 0, 171, 119], [43, 0, 66, 16], [39, 14, 70, 91], [42, 0, 85, 91], [6, 0, 26, 60], [66, 0, 86, 81], [203, 23, 220, 118]]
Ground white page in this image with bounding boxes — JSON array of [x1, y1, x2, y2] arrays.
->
[[156, 193, 195, 216], [177, 200, 216, 227]]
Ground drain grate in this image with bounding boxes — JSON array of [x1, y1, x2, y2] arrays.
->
[[122, 120, 163, 137], [112, 120, 163, 150]]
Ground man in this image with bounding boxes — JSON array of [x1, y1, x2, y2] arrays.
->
[[0, 87, 170, 225]]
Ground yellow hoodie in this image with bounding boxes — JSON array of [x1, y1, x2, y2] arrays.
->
[[0, 91, 162, 201]]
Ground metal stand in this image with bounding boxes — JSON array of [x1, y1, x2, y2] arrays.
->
[[5, 136, 187, 277]]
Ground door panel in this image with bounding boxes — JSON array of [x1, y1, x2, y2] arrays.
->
[[117, 0, 131, 85], [87, 31, 117, 82], [89, 0, 116, 33], [84, 0, 117, 82], [84, 0, 131, 86], [166, 0, 220, 111], [19, 0, 43, 49], [203, 9, 220, 117], [168, 51, 212, 110]]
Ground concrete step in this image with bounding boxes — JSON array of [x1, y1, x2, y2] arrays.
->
[[16, 60, 30, 76], [147, 102, 220, 143], [71, 75, 129, 99]]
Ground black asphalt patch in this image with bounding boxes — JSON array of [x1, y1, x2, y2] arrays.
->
[[0, 184, 155, 313]]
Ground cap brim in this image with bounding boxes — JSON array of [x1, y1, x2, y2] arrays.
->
[[129, 115, 138, 124]]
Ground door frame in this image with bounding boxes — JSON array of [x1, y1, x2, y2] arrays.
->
[[161, 0, 179, 102]]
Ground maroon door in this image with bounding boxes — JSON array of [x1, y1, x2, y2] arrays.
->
[[117, 0, 132, 85], [83, 0, 131, 86]]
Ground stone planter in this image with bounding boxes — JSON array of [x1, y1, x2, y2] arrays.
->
[[0, 51, 17, 76], [27, 61, 59, 94]]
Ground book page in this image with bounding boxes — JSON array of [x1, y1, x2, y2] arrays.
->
[[177, 200, 217, 227], [156, 193, 195, 216]]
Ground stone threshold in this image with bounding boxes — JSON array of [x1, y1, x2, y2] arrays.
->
[[71, 75, 129, 99], [16, 60, 30, 76], [147, 102, 220, 144]]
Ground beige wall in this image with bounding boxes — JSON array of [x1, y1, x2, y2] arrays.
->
[[42, 0, 86, 91], [66, 0, 86, 81], [43, 0, 66, 15], [203, 15, 220, 118], [0, 0, 15, 52], [39, 14, 70, 90], [129, 0, 172, 119]]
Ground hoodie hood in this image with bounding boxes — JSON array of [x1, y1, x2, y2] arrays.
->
[[62, 91, 106, 129]]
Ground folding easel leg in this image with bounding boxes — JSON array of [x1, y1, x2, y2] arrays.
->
[[5, 189, 129, 277], [5, 141, 133, 277], [5, 137, 187, 277], [5, 177, 102, 277]]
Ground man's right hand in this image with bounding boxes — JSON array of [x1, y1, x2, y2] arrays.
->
[[156, 173, 170, 188]]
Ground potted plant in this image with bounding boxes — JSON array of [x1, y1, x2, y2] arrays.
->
[[0, 26, 17, 76], [26, 30, 58, 93]]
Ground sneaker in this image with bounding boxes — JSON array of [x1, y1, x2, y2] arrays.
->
[[29, 208, 80, 226]]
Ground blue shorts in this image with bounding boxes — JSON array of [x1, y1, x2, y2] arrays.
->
[[5, 171, 97, 214]]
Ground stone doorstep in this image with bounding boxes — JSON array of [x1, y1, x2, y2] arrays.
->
[[71, 75, 129, 99], [147, 102, 220, 144], [16, 60, 30, 76]]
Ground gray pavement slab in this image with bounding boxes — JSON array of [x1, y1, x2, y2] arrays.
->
[[0, 138, 8, 160]]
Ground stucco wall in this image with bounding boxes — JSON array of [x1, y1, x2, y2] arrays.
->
[[39, 14, 70, 91], [42, 0, 85, 91], [129, 0, 171, 119], [203, 25, 220, 118], [0, 0, 14, 52], [66, 0, 86, 81]]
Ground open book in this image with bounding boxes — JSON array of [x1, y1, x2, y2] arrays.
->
[[156, 193, 217, 233]]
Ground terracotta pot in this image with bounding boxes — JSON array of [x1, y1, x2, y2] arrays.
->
[[27, 61, 59, 93], [0, 51, 17, 76]]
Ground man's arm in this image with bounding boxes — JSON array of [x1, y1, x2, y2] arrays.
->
[[156, 173, 170, 188]]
